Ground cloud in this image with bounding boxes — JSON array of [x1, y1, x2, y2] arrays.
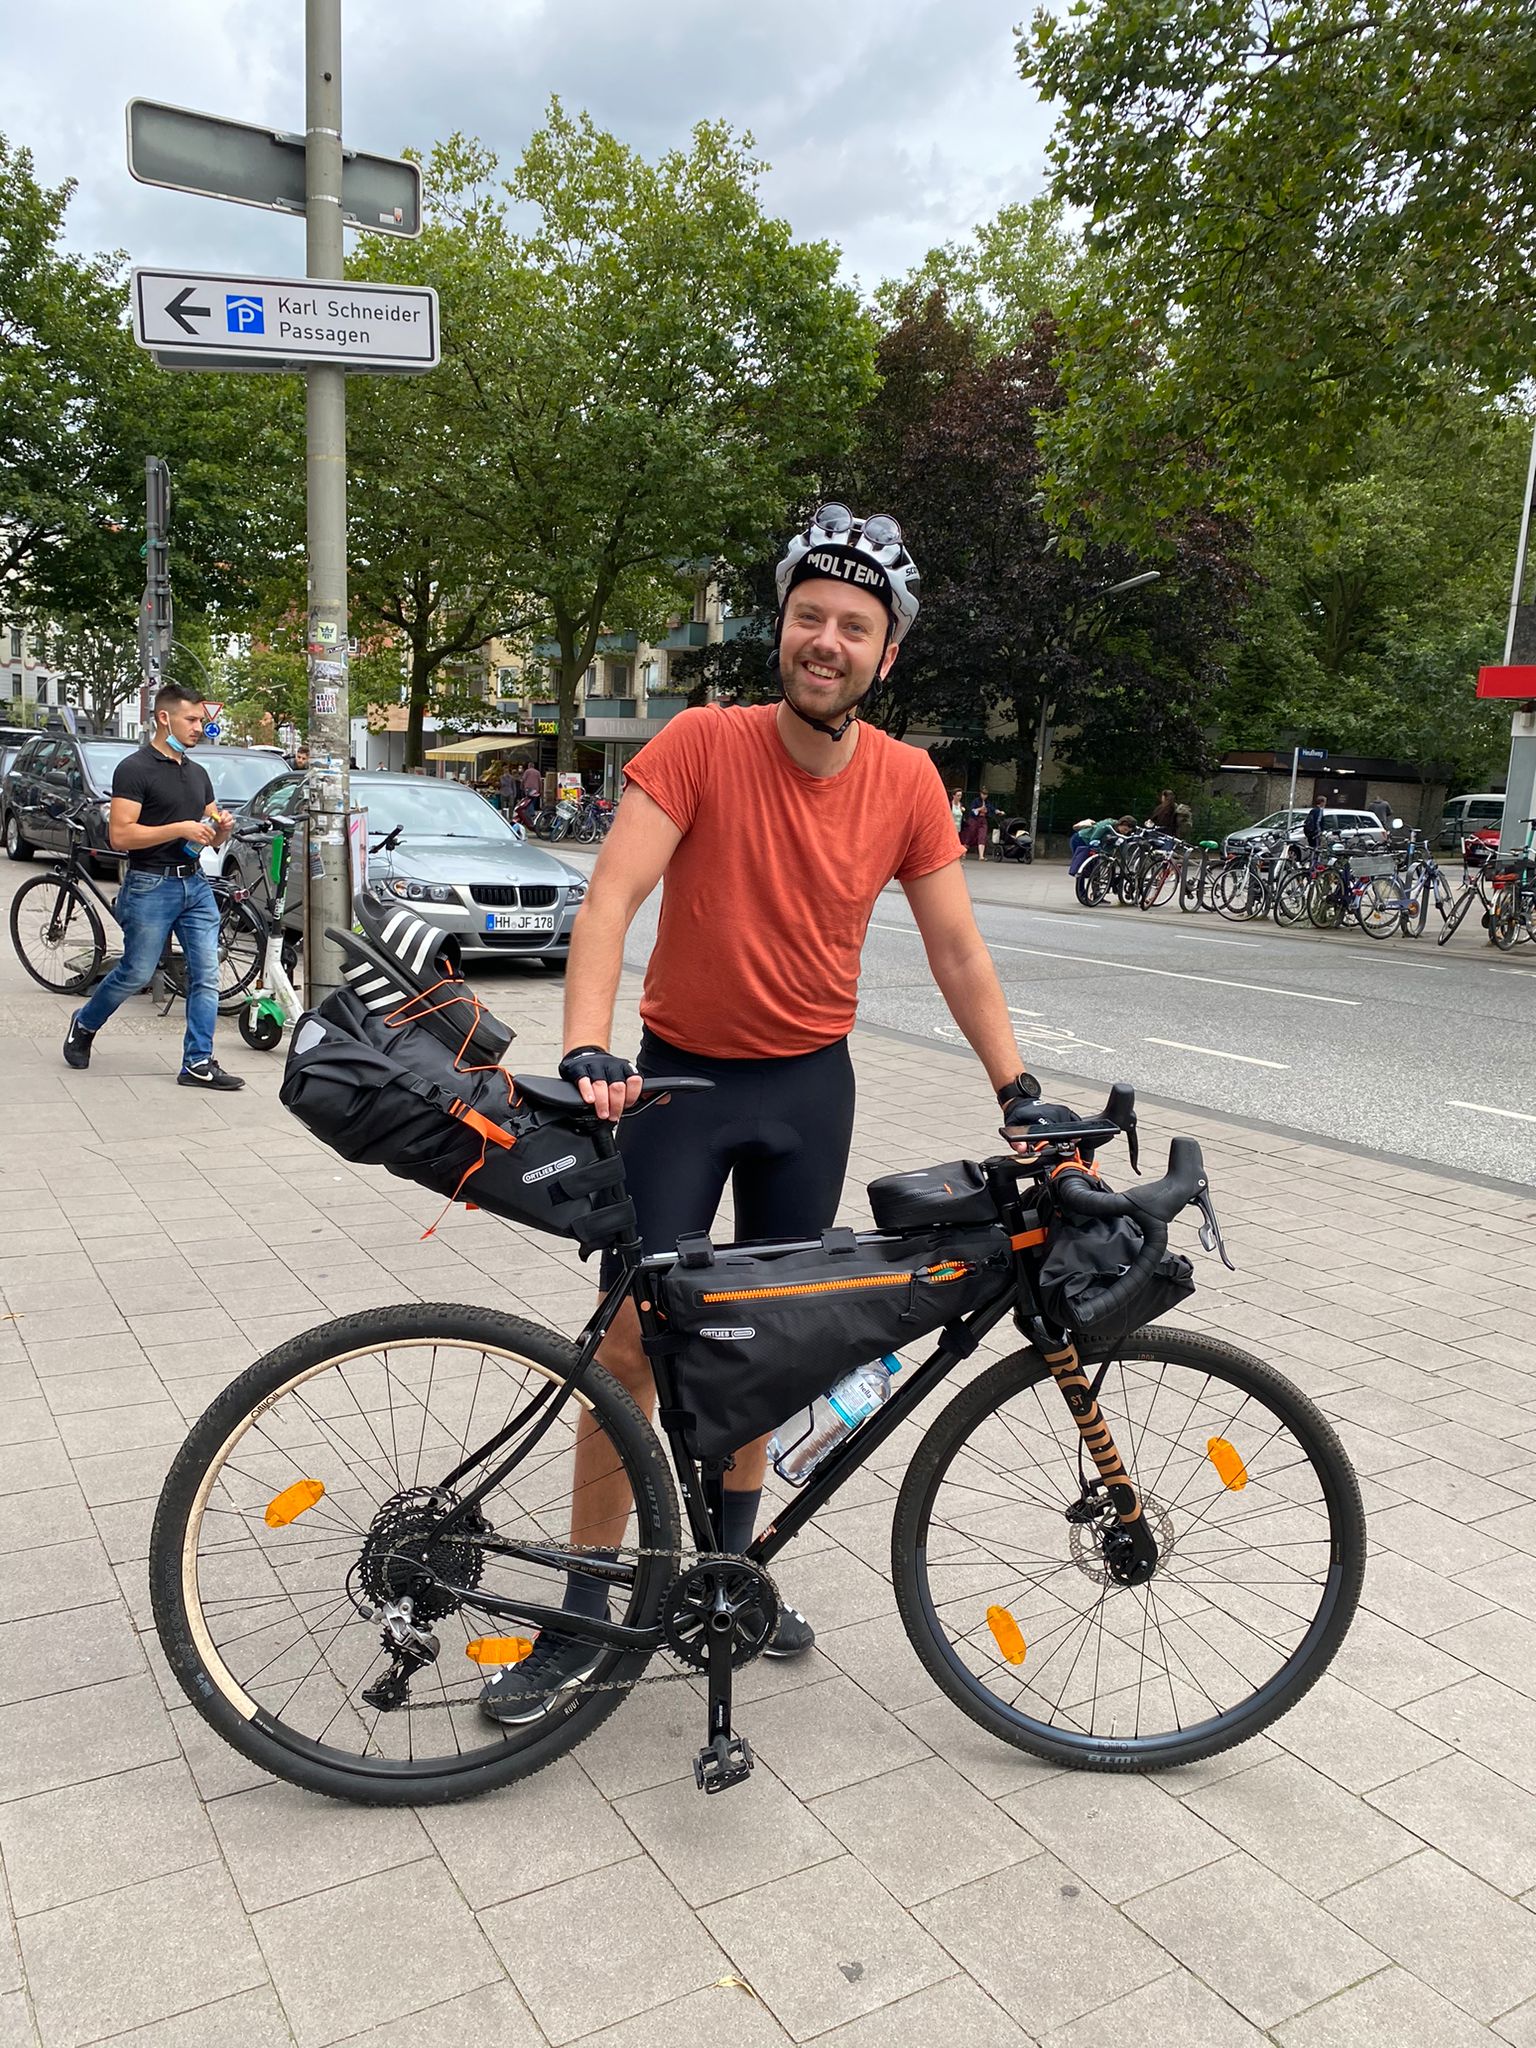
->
[[7, 0, 1053, 291]]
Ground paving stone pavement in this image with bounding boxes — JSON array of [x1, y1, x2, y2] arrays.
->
[[1, 934, 1534, 2047]]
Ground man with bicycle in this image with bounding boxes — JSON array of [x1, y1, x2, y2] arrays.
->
[[481, 505, 1052, 1722], [63, 683, 244, 1091]]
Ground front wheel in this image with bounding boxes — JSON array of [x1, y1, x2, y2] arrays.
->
[[891, 1328, 1364, 1772], [9, 873, 107, 992], [5, 813, 35, 862], [1489, 883, 1522, 950], [149, 1302, 682, 1805], [1357, 879, 1401, 939]]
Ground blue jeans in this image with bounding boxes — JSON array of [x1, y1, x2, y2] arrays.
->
[[78, 869, 220, 1067]]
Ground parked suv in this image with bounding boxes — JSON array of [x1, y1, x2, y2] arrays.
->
[[1436, 793, 1505, 851], [2, 735, 278, 869]]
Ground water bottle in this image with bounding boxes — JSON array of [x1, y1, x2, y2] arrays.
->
[[769, 1354, 903, 1486]]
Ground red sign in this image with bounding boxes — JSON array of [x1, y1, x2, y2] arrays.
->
[[1477, 666, 1536, 698]]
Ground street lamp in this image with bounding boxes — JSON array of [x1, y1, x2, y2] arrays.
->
[[1028, 571, 1162, 849]]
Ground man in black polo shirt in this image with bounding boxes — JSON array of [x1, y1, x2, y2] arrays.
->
[[64, 683, 245, 1090]]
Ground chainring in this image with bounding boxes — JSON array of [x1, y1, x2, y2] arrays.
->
[[659, 1554, 780, 1671], [356, 1488, 488, 1625]]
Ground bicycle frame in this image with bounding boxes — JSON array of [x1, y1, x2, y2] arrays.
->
[[425, 1147, 1156, 1654]]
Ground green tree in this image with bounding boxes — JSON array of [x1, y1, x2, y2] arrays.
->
[[417, 109, 878, 769], [872, 195, 1084, 355], [1215, 392, 1528, 790], [1017, 0, 1536, 513]]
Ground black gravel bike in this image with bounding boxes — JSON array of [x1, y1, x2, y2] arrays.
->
[[149, 1087, 1365, 1806]]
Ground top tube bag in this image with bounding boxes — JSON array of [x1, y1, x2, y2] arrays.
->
[[654, 1223, 1014, 1458]]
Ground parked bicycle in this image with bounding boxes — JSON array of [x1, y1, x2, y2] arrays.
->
[[150, 903, 1365, 1805], [8, 807, 264, 1008]]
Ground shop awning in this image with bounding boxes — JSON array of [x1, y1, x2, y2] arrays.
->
[[423, 734, 523, 762]]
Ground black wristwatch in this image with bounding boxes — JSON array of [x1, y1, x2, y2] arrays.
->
[[996, 1070, 1042, 1110]]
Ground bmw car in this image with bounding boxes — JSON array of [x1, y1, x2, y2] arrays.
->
[[226, 768, 587, 967]]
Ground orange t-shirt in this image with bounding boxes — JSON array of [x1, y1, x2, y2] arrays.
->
[[624, 703, 960, 1059]]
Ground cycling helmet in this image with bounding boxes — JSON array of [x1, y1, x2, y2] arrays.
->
[[773, 504, 921, 740], [774, 503, 921, 645]]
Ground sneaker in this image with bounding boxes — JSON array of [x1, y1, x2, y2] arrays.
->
[[478, 1629, 606, 1725], [177, 1058, 245, 1092], [62, 1012, 95, 1070], [764, 1604, 815, 1658]]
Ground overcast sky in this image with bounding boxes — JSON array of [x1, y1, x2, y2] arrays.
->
[[8, 0, 1055, 295]]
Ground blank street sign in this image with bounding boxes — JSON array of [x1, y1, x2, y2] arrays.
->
[[131, 268, 439, 374], [127, 98, 422, 237]]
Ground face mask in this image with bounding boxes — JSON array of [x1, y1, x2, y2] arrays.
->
[[164, 729, 187, 754]]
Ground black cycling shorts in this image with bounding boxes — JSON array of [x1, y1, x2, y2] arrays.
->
[[601, 1028, 855, 1278]]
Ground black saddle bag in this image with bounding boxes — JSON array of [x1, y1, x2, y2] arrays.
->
[[655, 1223, 1014, 1458], [1034, 1213, 1195, 1355], [279, 900, 634, 1249]]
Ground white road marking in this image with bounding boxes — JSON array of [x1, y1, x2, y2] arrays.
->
[[1489, 967, 1536, 979], [1007, 1006, 1044, 1018], [1446, 1099, 1536, 1124], [869, 922, 1360, 1005], [1177, 934, 1263, 950], [1146, 1038, 1290, 1070]]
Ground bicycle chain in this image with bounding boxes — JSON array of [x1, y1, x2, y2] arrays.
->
[[381, 1538, 765, 1708]]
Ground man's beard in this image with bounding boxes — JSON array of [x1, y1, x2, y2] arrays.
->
[[781, 649, 877, 726]]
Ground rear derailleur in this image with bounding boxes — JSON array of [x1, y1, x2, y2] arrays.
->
[[358, 1596, 442, 1712]]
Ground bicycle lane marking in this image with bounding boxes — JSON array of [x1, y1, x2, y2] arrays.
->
[[1145, 1038, 1290, 1069], [867, 922, 1359, 1005]]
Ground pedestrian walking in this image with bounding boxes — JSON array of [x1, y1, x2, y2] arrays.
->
[[1303, 794, 1325, 848], [959, 794, 991, 860], [1150, 788, 1179, 833], [1369, 796, 1393, 831], [521, 760, 543, 804], [496, 762, 517, 814], [62, 683, 245, 1091], [949, 785, 963, 834]]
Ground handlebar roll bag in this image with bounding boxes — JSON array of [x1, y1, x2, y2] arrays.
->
[[656, 1224, 1013, 1458], [1034, 1214, 1194, 1355]]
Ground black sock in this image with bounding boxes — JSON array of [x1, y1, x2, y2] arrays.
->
[[721, 1487, 761, 1554], [561, 1548, 617, 1621]]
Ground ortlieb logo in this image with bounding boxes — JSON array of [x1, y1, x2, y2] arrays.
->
[[522, 1154, 578, 1185], [700, 1325, 756, 1341]]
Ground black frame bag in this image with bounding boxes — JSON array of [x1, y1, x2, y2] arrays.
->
[[656, 1224, 1014, 1458], [1034, 1213, 1195, 1354]]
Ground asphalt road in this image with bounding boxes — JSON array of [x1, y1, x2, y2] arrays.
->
[[602, 862, 1536, 1187]]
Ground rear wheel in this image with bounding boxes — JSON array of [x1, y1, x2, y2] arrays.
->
[[1271, 872, 1309, 927], [9, 874, 106, 992], [150, 1303, 682, 1805], [163, 894, 268, 1011], [1400, 877, 1429, 939], [5, 813, 35, 862], [892, 1329, 1364, 1771], [1489, 883, 1522, 950]]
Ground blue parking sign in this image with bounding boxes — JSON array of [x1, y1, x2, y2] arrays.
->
[[226, 294, 264, 334]]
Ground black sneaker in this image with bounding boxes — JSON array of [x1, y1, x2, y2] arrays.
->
[[478, 1629, 606, 1725], [177, 1058, 245, 1092], [764, 1604, 815, 1658], [62, 1012, 95, 1070]]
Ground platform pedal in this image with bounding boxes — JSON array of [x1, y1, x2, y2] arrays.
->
[[694, 1731, 754, 1793]]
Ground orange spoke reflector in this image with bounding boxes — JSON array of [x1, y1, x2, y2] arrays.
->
[[986, 1605, 1027, 1665], [465, 1637, 534, 1666], [1207, 1438, 1249, 1490], [264, 1479, 325, 1528]]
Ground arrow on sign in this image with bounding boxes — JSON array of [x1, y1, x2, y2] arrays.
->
[[165, 286, 210, 334]]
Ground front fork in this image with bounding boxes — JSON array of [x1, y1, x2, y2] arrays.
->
[[1042, 1339, 1159, 1584]]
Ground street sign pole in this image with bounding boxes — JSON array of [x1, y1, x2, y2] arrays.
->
[[138, 457, 173, 734], [303, 0, 351, 1007]]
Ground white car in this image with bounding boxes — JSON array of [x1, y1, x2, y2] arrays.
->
[[1225, 807, 1387, 853]]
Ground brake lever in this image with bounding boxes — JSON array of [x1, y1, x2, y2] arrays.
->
[[1124, 1118, 1140, 1175], [1192, 1182, 1236, 1270]]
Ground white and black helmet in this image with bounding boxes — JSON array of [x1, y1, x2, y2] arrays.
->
[[774, 504, 921, 645]]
